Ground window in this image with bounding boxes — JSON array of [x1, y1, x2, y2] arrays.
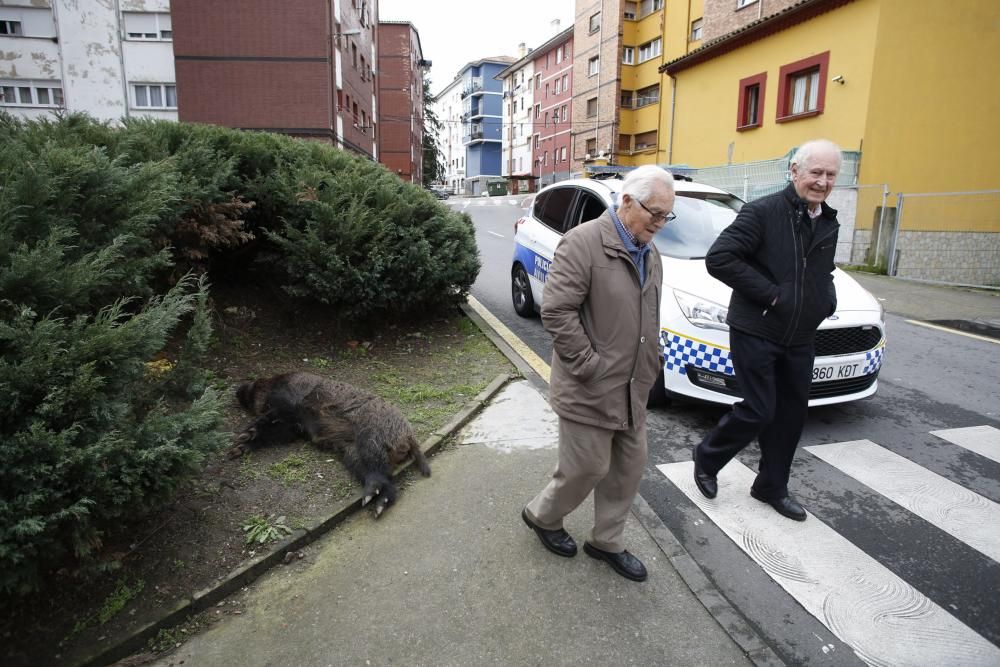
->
[[534, 134, 540, 148], [624, 2, 638, 20], [619, 134, 631, 151], [776, 51, 829, 121], [585, 138, 597, 155], [737, 72, 766, 130], [586, 97, 598, 117], [562, 74, 568, 91], [639, 0, 664, 17], [622, 47, 635, 65], [556, 46, 563, 64], [544, 111, 549, 126], [0, 81, 63, 106], [554, 77, 560, 94], [535, 73, 541, 89], [534, 103, 540, 119], [536, 186, 577, 233], [545, 83, 549, 98], [634, 130, 657, 150], [561, 147, 567, 161], [635, 83, 659, 107], [589, 12, 601, 33], [561, 105, 567, 122], [133, 83, 177, 108], [588, 56, 600, 77], [0, 20, 23, 36], [620, 90, 634, 109], [690, 18, 703, 41], [737, 0, 758, 8], [123, 12, 172, 40], [638, 38, 662, 63]]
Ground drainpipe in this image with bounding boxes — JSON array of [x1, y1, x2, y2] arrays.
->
[[112, 0, 130, 120], [594, 0, 604, 169], [667, 72, 676, 164]]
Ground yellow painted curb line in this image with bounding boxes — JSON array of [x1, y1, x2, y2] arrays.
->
[[466, 295, 551, 383]]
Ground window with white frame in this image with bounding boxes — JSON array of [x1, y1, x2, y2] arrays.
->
[[561, 146, 567, 161], [0, 20, 23, 36], [622, 47, 635, 65], [561, 105, 567, 122], [562, 74, 568, 91], [624, 2, 638, 20], [639, 0, 664, 17], [0, 80, 63, 106], [588, 56, 599, 76], [637, 38, 661, 63], [789, 69, 820, 115], [132, 83, 177, 109], [123, 12, 172, 40], [556, 46, 563, 64], [635, 83, 659, 107], [554, 77, 561, 94], [690, 18, 703, 41]]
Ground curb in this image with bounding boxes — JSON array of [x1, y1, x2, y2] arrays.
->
[[463, 298, 782, 666], [79, 371, 515, 667]]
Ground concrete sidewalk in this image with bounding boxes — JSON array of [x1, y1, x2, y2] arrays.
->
[[848, 271, 999, 326], [152, 380, 763, 667]]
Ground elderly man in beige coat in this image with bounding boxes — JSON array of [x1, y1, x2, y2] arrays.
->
[[522, 165, 675, 582]]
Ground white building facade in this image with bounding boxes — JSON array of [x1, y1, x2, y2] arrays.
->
[[433, 76, 467, 195], [499, 55, 535, 185], [0, 0, 175, 122]]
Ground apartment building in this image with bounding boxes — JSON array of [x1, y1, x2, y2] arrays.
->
[[377, 21, 429, 183], [433, 75, 468, 194], [171, 0, 378, 157], [497, 45, 537, 193], [531, 27, 575, 187], [0, 0, 176, 121]]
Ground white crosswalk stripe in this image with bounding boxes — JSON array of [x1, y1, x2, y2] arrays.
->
[[931, 425, 1000, 464], [657, 438, 1000, 667], [806, 439, 1000, 562]]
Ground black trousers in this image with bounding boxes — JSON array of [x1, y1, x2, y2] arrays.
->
[[695, 329, 814, 499]]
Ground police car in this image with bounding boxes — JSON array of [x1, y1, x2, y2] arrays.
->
[[511, 175, 885, 406]]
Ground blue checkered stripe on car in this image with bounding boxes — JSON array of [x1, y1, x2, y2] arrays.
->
[[660, 330, 734, 377], [863, 346, 884, 375]]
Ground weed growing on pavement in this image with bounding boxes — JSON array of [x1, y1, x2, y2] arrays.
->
[[241, 515, 293, 545]]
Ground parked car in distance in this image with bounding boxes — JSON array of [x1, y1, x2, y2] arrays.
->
[[426, 186, 450, 200], [511, 175, 886, 407]]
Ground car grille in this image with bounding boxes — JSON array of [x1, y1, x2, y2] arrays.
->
[[815, 326, 883, 356], [808, 372, 879, 399]]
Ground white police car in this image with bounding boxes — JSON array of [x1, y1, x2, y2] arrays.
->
[[511, 175, 885, 406]]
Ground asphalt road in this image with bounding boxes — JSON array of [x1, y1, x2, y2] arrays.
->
[[452, 197, 1000, 666]]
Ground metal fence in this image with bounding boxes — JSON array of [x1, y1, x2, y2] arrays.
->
[[885, 190, 1000, 287]]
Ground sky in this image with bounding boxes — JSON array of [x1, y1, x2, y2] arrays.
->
[[378, 0, 576, 96]]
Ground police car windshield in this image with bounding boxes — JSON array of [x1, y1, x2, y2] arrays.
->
[[653, 193, 742, 259]]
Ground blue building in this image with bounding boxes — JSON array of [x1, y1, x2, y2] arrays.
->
[[458, 56, 513, 195]]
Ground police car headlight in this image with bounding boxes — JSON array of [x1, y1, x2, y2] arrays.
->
[[674, 289, 729, 331]]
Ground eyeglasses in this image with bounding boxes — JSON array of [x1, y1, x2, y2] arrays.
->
[[635, 198, 676, 224]]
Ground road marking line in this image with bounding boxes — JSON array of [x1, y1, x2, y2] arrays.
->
[[930, 425, 1000, 465], [657, 459, 1000, 666], [905, 319, 999, 344], [487, 231, 505, 239], [806, 440, 1000, 562], [466, 296, 550, 383]]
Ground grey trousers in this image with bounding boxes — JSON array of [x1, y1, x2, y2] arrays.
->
[[526, 417, 647, 553]]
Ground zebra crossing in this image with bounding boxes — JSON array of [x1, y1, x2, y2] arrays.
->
[[447, 197, 529, 209], [657, 425, 1000, 667]]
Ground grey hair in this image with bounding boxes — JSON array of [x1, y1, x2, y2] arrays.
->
[[791, 139, 843, 171], [621, 165, 675, 202]]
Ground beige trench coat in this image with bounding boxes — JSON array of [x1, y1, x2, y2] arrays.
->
[[541, 211, 663, 431]]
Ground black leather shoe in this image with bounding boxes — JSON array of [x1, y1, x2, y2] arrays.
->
[[749, 488, 807, 521], [583, 542, 648, 582], [522, 508, 577, 557], [693, 457, 717, 499]]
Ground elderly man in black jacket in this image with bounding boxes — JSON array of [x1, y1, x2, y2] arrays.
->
[[693, 139, 842, 521]]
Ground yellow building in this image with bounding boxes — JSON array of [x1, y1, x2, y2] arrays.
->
[[617, 0, 668, 166], [656, 0, 1000, 285]]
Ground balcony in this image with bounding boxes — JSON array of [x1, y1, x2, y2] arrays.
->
[[462, 124, 485, 144], [460, 77, 484, 99]]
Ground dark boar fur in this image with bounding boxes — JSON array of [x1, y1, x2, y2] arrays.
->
[[230, 372, 431, 517]]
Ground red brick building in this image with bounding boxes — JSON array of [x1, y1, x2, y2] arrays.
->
[[377, 21, 428, 183], [171, 0, 378, 157]]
